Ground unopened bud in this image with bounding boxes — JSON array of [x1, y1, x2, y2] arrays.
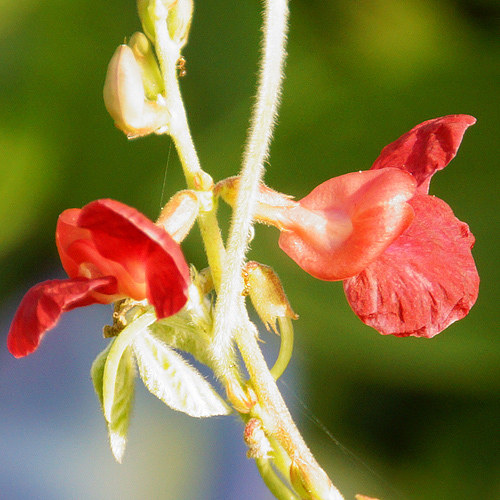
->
[[244, 418, 273, 459], [167, 0, 194, 48], [290, 458, 338, 500], [103, 44, 169, 138], [226, 379, 257, 414], [157, 190, 200, 243], [129, 32, 164, 99], [138, 0, 193, 49], [243, 262, 298, 335], [355, 495, 381, 500]]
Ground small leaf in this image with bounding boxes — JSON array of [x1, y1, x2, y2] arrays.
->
[[102, 311, 155, 421], [90, 342, 112, 408], [92, 341, 136, 463], [133, 329, 230, 418]]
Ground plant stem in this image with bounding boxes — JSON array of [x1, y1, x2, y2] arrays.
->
[[256, 459, 301, 500], [237, 318, 345, 500], [211, 0, 290, 380], [153, 6, 225, 289], [270, 316, 295, 380]]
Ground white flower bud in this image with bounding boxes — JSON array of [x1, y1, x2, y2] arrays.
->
[[103, 44, 170, 139]]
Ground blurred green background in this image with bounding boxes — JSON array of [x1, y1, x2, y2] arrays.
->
[[1, 1, 499, 499]]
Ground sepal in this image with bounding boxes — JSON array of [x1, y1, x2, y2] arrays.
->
[[242, 261, 298, 334], [128, 32, 164, 99]]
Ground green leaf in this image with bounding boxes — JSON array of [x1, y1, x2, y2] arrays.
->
[[133, 329, 230, 418], [92, 341, 136, 463], [90, 342, 112, 408]]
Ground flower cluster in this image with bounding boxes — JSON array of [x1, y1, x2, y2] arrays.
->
[[8, 116, 478, 354]]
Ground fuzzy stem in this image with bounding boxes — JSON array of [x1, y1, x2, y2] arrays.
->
[[153, 4, 225, 289], [237, 318, 345, 500], [211, 0, 290, 380]]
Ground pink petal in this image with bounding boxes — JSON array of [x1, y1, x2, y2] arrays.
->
[[7, 277, 117, 358], [370, 115, 476, 194], [77, 199, 190, 318], [278, 168, 416, 280], [343, 195, 479, 337]]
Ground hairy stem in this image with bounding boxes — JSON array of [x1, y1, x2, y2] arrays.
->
[[211, 0, 290, 380], [153, 6, 225, 289]]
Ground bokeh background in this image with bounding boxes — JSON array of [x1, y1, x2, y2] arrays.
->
[[1, 1, 499, 499]]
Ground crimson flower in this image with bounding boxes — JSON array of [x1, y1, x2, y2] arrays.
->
[[8, 199, 190, 358], [234, 115, 479, 338]]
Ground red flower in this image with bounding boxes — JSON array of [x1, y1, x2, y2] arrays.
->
[[231, 115, 478, 338], [8, 199, 190, 358], [343, 115, 479, 337]]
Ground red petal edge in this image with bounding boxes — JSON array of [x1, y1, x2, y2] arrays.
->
[[343, 195, 479, 338], [370, 115, 476, 193], [77, 199, 190, 318], [7, 276, 117, 358]]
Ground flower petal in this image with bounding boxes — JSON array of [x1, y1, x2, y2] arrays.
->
[[77, 199, 190, 318], [343, 195, 479, 337], [370, 115, 476, 193], [7, 276, 117, 358], [278, 168, 416, 280]]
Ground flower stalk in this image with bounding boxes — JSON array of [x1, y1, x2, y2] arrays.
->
[[211, 0, 289, 381]]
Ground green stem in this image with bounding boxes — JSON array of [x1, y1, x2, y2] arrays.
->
[[236, 317, 345, 500], [256, 459, 301, 500], [152, 5, 225, 289], [270, 316, 294, 380]]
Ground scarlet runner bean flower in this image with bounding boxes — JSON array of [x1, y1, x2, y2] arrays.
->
[[8, 199, 190, 358], [218, 115, 479, 338]]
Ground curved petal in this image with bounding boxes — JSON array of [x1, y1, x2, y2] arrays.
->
[[77, 199, 190, 318], [370, 115, 476, 193], [56, 208, 88, 278], [278, 168, 416, 280], [7, 276, 117, 358], [343, 195, 479, 337]]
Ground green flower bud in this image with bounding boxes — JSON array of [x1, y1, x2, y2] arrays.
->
[[242, 261, 298, 335], [137, 0, 194, 48], [167, 0, 194, 48], [103, 44, 169, 139], [128, 32, 164, 99], [290, 458, 337, 500]]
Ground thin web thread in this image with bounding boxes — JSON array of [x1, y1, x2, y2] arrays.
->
[[159, 138, 173, 211], [278, 379, 409, 500]]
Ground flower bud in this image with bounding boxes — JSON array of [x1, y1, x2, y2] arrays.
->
[[244, 418, 273, 459], [226, 379, 257, 414], [167, 0, 194, 48], [138, 0, 194, 49], [129, 32, 164, 99], [243, 262, 298, 335], [103, 43, 170, 138], [157, 190, 200, 243], [355, 495, 381, 500], [290, 458, 338, 500]]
